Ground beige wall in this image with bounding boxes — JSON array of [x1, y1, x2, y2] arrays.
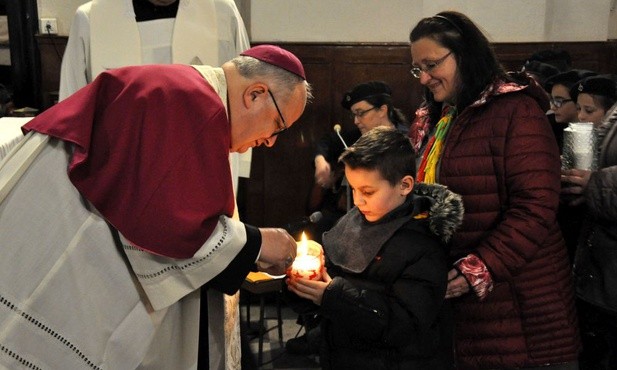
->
[[39, 0, 617, 42], [610, 0, 617, 39], [251, 0, 614, 42]]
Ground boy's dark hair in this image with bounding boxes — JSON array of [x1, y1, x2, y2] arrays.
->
[[338, 127, 416, 186]]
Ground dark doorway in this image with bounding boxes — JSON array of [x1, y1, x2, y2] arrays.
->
[[3, 0, 41, 110]]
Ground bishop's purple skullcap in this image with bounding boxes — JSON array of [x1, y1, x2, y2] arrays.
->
[[240, 44, 306, 80]]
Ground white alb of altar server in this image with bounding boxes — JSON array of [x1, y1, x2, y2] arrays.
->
[[58, 0, 252, 191]]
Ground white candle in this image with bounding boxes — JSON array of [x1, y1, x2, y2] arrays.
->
[[289, 255, 322, 280]]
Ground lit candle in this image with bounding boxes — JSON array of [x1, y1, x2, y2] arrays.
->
[[288, 232, 324, 280]]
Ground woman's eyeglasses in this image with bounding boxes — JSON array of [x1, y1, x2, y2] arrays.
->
[[349, 106, 377, 119], [410, 51, 452, 79], [549, 97, 573, 108]]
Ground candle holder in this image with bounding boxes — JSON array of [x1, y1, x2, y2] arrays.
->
[[287, 232, 324, 281]]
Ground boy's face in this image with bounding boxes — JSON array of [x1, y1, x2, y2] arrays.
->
[[345, 166, 413, 222]]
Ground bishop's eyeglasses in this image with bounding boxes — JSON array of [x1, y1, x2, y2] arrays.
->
[[268, 89, 288, 137]]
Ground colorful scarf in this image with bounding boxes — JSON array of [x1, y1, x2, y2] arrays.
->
[[417, 106, 456, 184]]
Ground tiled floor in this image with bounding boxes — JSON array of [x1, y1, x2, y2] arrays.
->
[[242, 293, 320, 370]]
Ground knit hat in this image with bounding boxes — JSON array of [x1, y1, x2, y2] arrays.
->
[[240, 44, 306, 80], [341, 81, 392, 110], [570, 74, 617, 102]]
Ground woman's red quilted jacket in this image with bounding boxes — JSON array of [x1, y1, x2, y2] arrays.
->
[[412, 78, 581, 369]]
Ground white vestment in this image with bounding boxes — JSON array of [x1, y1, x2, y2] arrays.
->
[[0, 68, 247, 370], [58, 0, 252, 190], [59, 0, 250, 99]]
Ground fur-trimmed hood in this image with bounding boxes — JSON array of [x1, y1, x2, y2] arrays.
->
[[323, 182, 464, 273], [412, 182, 464, 243]]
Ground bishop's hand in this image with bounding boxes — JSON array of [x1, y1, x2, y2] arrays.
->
[[257, 228, 297, 275]]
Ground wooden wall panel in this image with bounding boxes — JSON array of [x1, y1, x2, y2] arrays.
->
[[35, 37, 617, 229]]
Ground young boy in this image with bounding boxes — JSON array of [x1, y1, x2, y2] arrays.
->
[[287, 127, 463, 369]]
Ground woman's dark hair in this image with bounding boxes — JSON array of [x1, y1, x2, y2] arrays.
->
[[409, 11, 508, 123]]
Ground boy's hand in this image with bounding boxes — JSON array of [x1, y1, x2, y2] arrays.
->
[[287, 270, 332, 305], [445, 268, 470, 299]]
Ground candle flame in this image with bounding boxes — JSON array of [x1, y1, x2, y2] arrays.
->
[[298, 232, 308, 255]]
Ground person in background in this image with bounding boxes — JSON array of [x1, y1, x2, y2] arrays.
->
[[0, 45, 311, 370], [545, 69, 598, 150], [562, 101, 617, 370], [544, 70, 599, 263], [311, 81, 409, 242], [570, 74, 617, 126], [408, 11, 580, 369], [521, 60, 559, 89], [59, 0, 251, 194], [562, 75, 617, 368], [525, 48, 572, 73], [59, 0, 250, 100], [520, 59, 560, 155], [287, 127, 463, 370]]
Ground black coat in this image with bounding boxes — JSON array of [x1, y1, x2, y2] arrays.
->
[[318, 183, 463, 370]]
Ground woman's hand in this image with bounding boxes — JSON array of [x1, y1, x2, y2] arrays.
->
[[445, 268, 470, 299], [286, 269, 332, 305], [561, 168, 592, 206], [314, 155, 334, 188]]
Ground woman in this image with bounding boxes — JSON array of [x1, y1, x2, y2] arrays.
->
[[562, 80, 617, 370], [408, 11, 580, 369], [314, 81, 408, 191]]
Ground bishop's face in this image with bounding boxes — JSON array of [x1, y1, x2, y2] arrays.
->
[[230, 84, 307, 153]]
